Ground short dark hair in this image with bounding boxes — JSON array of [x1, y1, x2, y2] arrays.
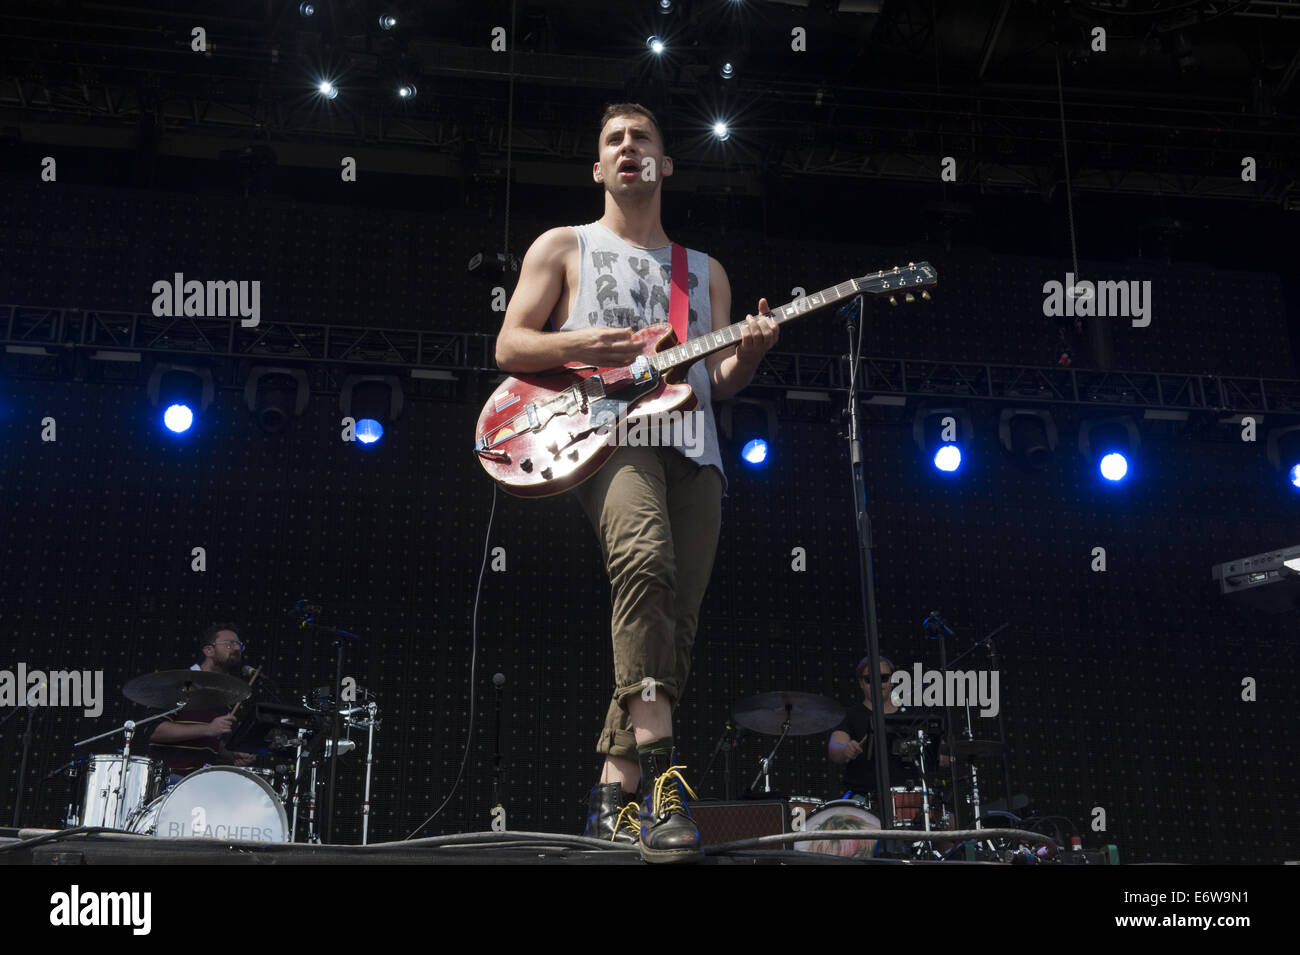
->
[[200, 622, 242, 652], [599, 102, 666, 150], [856, 654, 894, 679]]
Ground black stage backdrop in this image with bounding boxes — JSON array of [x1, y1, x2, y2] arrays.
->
[[0, 182, 1296, 863]]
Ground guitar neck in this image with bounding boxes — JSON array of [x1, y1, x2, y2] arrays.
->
[[649, 263, 934, 374]]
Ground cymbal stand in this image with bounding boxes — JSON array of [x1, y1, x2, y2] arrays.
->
[[359, 701, 380, 845], [305, 755, 321, 844], [289, 728, 308, 843], [749, 708, 793, 794], [915, 728, 933, 835]]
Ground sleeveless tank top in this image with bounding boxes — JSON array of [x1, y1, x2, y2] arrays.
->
[[556, 221, 727, 491]]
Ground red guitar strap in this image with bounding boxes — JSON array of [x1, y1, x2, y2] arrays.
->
[[669, 242, 689, 342]]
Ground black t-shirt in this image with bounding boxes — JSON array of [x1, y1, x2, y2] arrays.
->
[[834, 704, 942, 794]]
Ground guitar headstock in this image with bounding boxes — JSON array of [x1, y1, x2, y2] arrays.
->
[[853, 262, 937, 305]]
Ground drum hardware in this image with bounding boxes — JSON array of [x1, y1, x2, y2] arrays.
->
[[287, 728, 310, 843], [72, 705, 186, 829], [360, 701, 379, 845], [733, 691, 845, 795], [287, 604, 363, 844]]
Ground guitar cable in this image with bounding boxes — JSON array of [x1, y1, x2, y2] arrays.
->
[[404, 481, 500, 839]]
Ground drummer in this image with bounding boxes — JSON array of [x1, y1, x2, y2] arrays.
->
[[148, 624, 255, 785], [827, 655, 945, 806]]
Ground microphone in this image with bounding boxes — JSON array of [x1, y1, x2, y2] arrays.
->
[[287, 599, 322, 627], [923, 612, 954, 637], [45, 757, 81, 780]]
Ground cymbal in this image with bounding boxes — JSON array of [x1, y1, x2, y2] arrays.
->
[[947, 738, 1005, 758], [123, 669, 250, 710], [734, 691, 845, 736]]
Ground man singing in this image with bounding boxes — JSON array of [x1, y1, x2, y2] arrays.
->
[[494, 103, 778, 862]]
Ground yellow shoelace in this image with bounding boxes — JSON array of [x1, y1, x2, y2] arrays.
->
[[651, 764, 698, 817], [612, 801, 642, 841]]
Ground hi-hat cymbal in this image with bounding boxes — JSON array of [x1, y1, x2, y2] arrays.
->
[[733, 691, 845, 736], [946, 738, 1005, 758], [123, 669, 250, 710]]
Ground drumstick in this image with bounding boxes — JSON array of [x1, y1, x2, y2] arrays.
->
[[228, 666, 260, 719]]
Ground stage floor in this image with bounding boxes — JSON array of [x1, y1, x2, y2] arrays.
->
[[0, 827, 1021, 865]]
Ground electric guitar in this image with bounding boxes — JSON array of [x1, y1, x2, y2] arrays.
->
[[474, 262, 937, 497]]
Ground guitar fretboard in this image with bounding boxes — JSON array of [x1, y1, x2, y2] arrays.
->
[[649, 263, 933, 374]]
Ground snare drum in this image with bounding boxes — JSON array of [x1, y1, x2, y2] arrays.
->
[[888, 786, 953, 830], [77, 755, 164, 829], [795, 798, 882, 858], [129, 766, 289, 842]]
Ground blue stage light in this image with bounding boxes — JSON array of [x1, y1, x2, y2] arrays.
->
[[742, 438, 768, 465], [1289, 464, 1300, 489], [163, 404, 194, 434], [1100, 451, 1129, 482], [933, 444, 961, 472], [355, 418, 384, 445]]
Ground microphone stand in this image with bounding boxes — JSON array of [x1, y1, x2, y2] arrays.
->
[[923, 614, 963, 828], [932, 619, 1014, 826], [842, 294, 893, 831], [10, 700, 42, 827], [293, 604, 361, 844], [491, 674, 505, 818]]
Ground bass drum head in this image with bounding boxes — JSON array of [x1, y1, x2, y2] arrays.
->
[[144, 766, 289, 842], [795, 799, 881, 858]]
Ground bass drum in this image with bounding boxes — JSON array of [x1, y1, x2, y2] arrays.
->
[[130, 766, 289, 842], [794, 798, 881, 858]]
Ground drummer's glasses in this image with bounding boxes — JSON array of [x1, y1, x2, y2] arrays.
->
[[212, 640, 244, 650]]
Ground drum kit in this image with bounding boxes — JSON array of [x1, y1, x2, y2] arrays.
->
[[730, 689, 1003, 859], [58, 669, 381, 844]]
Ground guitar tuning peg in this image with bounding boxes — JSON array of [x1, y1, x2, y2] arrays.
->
[[904, 293, 916, 303], [889, 295, 898, 306], [921, 291, 931, 301]]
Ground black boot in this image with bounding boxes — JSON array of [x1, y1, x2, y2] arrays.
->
[[583, 782, 640, 844], [637, 748, 701, 863]]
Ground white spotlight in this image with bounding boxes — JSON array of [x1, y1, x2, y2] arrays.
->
[[298, 2, 315, 16], [658, 0, 674, 12], [720, 61, 735, 80], [318, 81, 339, 100], [378, 14, 398, 30], [646, 35, 666, 54], [713, 121, 730, 141], [397, 84, 417, 99]]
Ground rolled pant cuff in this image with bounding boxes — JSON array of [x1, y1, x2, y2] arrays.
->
[[612, 678, 678, 710], [595, 727, 639, 760]]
